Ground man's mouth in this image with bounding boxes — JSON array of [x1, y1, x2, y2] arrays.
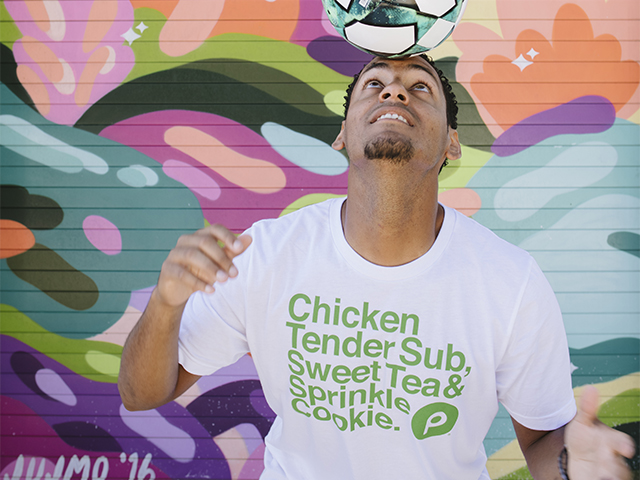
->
[[374, 113, 410, 125]]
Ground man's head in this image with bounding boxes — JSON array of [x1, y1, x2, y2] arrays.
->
[[343, 54, 459, 131], [332, 55, 461, 172]]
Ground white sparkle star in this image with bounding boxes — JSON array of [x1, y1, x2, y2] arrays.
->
[[136, 22, 148, 33], [570, 363, 578, 374], [527, 48, 539, 59], [512, 53, 533, 72], [121, 28, 141, 46]]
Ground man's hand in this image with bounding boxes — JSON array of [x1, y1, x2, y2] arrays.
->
[[565, 385, 636, 479], [156, 224, 252, 308]]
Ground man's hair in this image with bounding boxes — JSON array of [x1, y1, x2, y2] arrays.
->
[[343, 54, 459, 131]]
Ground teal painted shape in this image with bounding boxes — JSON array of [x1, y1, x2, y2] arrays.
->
[[0, 83, 203, 338], [570, 338, 640, 387], [468, 119, 640, 349], [260, 122, 349, 176]]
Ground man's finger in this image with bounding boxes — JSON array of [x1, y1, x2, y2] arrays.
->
[[575, 385, 600, 426]]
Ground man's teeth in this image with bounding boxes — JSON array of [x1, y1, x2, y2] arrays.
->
[[376, 113, 408, 124]]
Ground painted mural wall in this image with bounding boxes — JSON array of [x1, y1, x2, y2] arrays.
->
[[0, 0, 638, 478]]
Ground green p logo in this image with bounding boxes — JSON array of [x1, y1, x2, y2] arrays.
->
[[411, 402, 459, 439]]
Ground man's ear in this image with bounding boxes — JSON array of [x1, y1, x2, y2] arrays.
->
[[332, 121, 346, 151], [446, 129, 462, 161]]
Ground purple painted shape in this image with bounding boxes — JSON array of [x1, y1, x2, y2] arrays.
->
[[1, 335, 230, 480], [492, 96, 616, 157], [163, 159, 222, 201], [129, 286, 155, 311], [99, 111, 348, 234], [1, 396, 170, 480], [307, 36, 373, 76], [83, 215, 122, 255], [289, 0, 339, 47]]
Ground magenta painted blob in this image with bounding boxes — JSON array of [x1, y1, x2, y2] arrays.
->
[[83, 215, 122, 255]]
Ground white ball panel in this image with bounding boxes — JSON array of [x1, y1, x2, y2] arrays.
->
[[414, 0, 455, 17], [344, 22, 416, 55], [416, 18, 454, 49]]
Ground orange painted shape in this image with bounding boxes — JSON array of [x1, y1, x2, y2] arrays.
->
[[76, 47, 111, 107], [17, 65, 51, 116], [210, 0, 300, 41], [20, 36, 64, 83], [131, 0, 179, 18], [159, 0, 225, 57], [470, 3, 640, 131], [0, 220, 36, 259], [165, 126, 286, 194], [24, 0, 50, 33], [438, 188, 481, 217], [83, 0, 118, 53]]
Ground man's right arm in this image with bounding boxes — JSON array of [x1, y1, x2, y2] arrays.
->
[[118, 224, 252, 411]]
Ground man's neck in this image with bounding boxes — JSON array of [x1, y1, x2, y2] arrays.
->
[[342, 163, 443, 267]]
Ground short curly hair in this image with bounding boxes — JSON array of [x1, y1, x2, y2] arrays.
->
[[342, 54, 458, 131]]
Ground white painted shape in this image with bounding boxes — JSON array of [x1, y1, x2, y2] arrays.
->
[[512, 53, 533, 72], [52, 59, 75, 95], [99, 46, 116, 75], [130, 164, 159, 186], [43, 0, 65, 41]]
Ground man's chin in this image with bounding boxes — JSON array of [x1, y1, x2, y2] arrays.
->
[[364, 137, 415, 164]]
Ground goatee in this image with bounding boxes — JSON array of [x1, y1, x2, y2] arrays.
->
[[364, 137, 414, 164]]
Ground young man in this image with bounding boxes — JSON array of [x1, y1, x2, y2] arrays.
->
[[119, 55, 634, 479]]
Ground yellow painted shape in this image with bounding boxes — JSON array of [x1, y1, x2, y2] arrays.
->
[[0, 304, 123, 383], [165, 126, 286, 194], [487, 372, 640, 479], [85, 350, 121, 377], [628, 107, 640, 125], [279, 193, 346, 217], [324, 90, 346, 117], [438, 144, 493, 193], [458, 0, 502, 37]]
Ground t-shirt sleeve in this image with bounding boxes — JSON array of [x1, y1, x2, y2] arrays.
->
[[496, 259, 577, 431], [177, 270, 250, 376]]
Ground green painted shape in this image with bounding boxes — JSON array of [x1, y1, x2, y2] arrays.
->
[[0, 185, 63, 230], [0, 45, 35, 110], [598, 389, 640, 427], [181, 59, 338, 119], [0, 1, 22, 48], [279, 193, 346, 217], [7, 243, 99, 310], [85, 350, 121, 377], [495, 466, 533, 480], [608, 231, 640, 258], [434, 57, 495, 152], [75, 64, 343, 146], [127, 9, 351, 96], [0, 304, 122, 383], [438, 144, 493, 191]]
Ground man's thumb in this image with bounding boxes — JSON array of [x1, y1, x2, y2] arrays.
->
[[576, 385, 600, 425]]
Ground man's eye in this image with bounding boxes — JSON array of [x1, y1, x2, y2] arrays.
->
[[365, 80, 383, 88], [413, 83, 431, 92]]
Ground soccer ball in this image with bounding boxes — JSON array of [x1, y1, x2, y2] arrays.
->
[[321, 0, 467, 58]]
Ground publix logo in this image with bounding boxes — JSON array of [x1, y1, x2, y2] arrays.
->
[[411, 403, 459, 439]]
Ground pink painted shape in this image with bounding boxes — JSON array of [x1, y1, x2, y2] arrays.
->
[[438, 188, 481, 217], [238, 442, 265, 480], [5, 0, 135, 125], [159, 0, 225, 57], [164, 126, 286, 194], [163, 159, 222, 201], [99, 110, 348, 233], [82, 215, 122, 255]]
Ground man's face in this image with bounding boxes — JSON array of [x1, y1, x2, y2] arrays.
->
[[332, 56, 460, 170]]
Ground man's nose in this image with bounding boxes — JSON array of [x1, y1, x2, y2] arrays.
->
[[380, 82, 409, 104]]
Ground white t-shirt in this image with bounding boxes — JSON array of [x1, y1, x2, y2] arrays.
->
[[178, 198, 576, 480]]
